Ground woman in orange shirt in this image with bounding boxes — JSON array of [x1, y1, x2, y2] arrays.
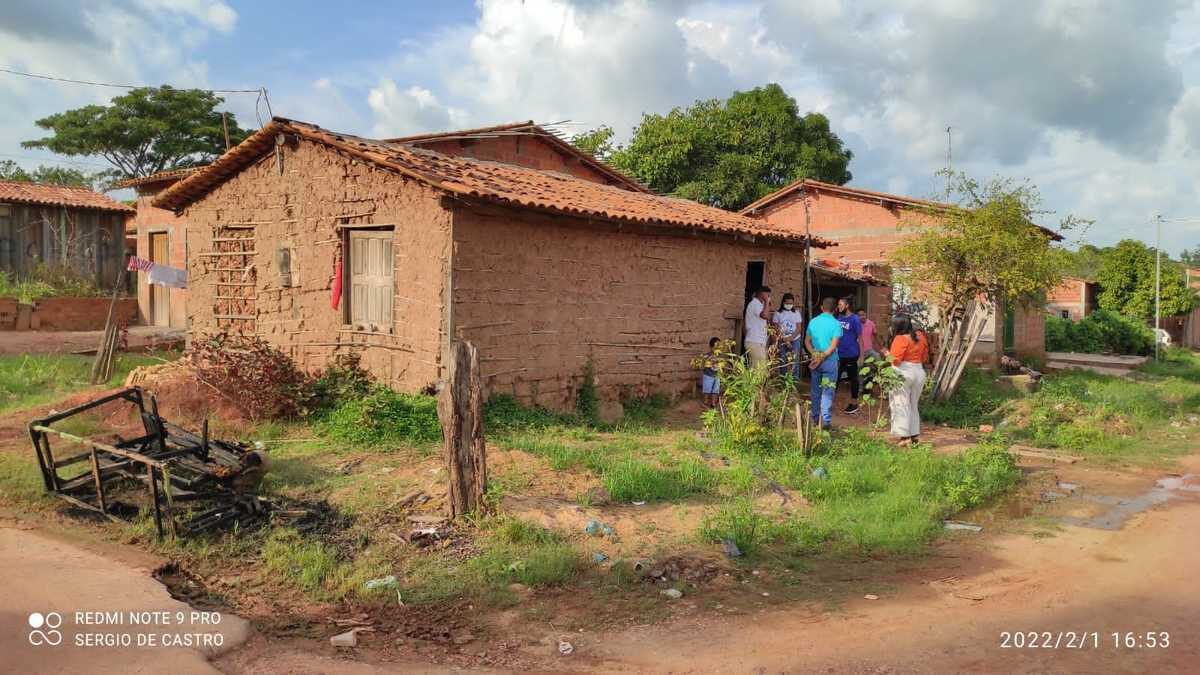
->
[[886, 315, 929, 446]]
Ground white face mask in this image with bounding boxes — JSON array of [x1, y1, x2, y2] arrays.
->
[[783, 304, 794, 310]]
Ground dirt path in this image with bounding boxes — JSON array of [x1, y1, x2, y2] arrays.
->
[[0, 524, 251, 675], [0, 325, 183, 354], [579, 460, 1200, 673]]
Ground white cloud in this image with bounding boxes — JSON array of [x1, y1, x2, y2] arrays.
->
[[367, 81, 467, 137]]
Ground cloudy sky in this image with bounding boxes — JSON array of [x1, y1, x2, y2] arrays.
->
[[2, 0, 1199, 253]]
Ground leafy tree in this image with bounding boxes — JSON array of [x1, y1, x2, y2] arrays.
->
[[1062, 243, 1106, 279], [22, 86, 251, 183], [1096, 239, 1195, 321], [0, 160, 97, 189], [594, 84, 851, 209], [1180, 247, 1200, 267], [892, 172, 1081, 400], [569, 125, 615, 159]]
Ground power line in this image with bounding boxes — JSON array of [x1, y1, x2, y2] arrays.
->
[[0, 66, 261, 93]]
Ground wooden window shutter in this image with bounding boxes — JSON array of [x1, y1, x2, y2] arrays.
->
[[348, 230, 394, 331]]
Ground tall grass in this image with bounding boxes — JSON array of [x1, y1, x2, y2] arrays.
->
[[0, 352, 178, 413]]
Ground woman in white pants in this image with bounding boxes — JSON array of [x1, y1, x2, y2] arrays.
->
[[886, 315, 929, 446]]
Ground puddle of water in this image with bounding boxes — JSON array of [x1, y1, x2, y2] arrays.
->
[[1057, 474, 1197, 531]]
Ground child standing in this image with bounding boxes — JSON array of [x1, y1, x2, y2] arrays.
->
[[699, 337, 723, 408]]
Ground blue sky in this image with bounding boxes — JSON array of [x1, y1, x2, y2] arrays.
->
[[2, 1, 1200, 254]]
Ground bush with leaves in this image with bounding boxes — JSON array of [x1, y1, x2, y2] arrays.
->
[[309, 352, 374, 410], [319, 386, 442, 447], [188, 333, 314, 420], [1044, 309, 1154, 356]]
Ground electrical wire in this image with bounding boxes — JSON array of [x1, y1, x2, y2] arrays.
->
[[0, 66, 261, 93]]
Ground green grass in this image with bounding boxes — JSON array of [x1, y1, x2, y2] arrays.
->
[[922, 368, 1015, 427], [0, 351, 179, 414], [601, 455, 719, 502], [318, 386, 441, 448], [0, 451, 51, 507], [706, 429, 1022, 557]]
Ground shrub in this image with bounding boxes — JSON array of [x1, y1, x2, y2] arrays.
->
[[309, 352, 373, 410], [484, 394, 577, 433], [576, 361, 600, 425], [189, 333, 314, 420], [1045, 310, 1154, 356], [320, 386, 441, 447]]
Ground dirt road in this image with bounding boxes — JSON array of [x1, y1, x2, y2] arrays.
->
[[0, 525, 249, 675], [579, 461, 1200, 673]]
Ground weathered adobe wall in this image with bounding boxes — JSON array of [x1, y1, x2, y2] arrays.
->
[[132, 192, 188, 328], [413, 136, 626, 188], [181, 139, 451, 391], [451, 205, 808, 410]]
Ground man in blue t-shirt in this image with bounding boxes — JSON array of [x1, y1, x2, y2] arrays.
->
[[836, 297, 863, 414], [805, 297, 843, 429]]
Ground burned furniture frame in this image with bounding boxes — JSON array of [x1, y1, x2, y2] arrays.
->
[[28, 387, 260, 538]]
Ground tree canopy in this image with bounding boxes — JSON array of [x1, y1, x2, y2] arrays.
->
[[572, 84, 853, 210], [22, 86, 251, 184], [0, 160, 97, 189], [1096, 239, 1196, 321]]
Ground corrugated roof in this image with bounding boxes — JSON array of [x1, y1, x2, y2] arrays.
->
[[741, 177, 1064, 242], [113, 167, 203, 189], [155, 117, 830, 247], [385, 120, 650, 193], [0, 179, 134, 213], [812, 258, 889, 286]]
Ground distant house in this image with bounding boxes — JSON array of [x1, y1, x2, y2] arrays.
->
[[1046, 277, 1097, 321], [116, 168, 200, 328], [741, 178, 1063, 362], [0, 179, 134, 287], [152, 117, 825, 411]]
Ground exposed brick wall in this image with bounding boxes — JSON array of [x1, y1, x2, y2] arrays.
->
[[1012, 305, 1045, 362], [131, 192, 189, 328], [414, 136, 628, 188], [451, 205, 809, 410], [180, 139, 451, 391], [1046, 278, 1095, 321], [0, 297, 137, 331]]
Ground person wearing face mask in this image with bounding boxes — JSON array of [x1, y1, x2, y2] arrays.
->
[[772, 292, 803, 381]]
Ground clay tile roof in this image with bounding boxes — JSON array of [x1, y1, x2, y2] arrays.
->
[[113, 166, 204, 190], [385, 120, 651, 193], [742, 178, 1064, 242], [155, 118, 830, 247], [812, 258, 889, 286], [0, 179, 134, 213]]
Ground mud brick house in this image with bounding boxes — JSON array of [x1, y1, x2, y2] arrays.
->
[[0, 179, 134, 287], [117, 168, 200, 329], [741, 178, 1062, 362], [1046, 277, 1097, 321], [153, 117, 824, 411]]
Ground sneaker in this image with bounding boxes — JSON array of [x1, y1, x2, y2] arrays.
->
[[843, 403, 860, 414]]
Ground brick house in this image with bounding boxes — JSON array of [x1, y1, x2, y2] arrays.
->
[[741, 179, 1061, 362], [117, 168, 200, 328], [1046, 277, 1097, 321], [153, 117, 823, 411]]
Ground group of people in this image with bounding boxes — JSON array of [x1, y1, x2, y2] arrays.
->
[[706, 285, 929, 446]]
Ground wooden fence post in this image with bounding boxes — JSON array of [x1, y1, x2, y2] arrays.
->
[[438, 340, 487, 519]]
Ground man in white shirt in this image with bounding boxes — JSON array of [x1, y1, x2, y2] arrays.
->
[[743, 285, 773, 368]]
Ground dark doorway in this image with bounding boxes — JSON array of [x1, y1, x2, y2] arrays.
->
[[742, 261, 766, 352]]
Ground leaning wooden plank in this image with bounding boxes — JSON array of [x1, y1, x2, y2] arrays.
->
[[1008, 444, 1084, 464]]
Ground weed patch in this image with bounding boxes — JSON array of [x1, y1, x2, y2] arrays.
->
[[923, 368, 1013, 427], [319, 387, 441, 448], [0, 351, 177, 413]]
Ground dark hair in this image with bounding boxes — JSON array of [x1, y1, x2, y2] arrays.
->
[[820, 297, 836, 313], [778, 293, 795, 312], [891, 314, 919, 342], [756, 285, 772, 295], [709, 336, 720, 349]]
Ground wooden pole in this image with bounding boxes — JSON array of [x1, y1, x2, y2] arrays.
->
[[90, 266, 127, 384], [438, 340, 487, 519]]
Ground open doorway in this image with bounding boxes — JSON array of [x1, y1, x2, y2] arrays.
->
[[741, 261, 766, 351]]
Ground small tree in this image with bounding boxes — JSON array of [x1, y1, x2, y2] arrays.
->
[[892, 172, 1082, 400]]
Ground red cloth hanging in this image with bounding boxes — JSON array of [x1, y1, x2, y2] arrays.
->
[[330, 247, 343, 310]]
